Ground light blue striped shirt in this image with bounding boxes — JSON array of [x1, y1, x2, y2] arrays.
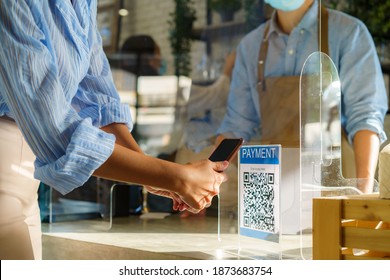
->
[[0, 0, 132, 194], [218, 1, 388, 144]]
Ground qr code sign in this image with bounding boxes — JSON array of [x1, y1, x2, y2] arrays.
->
[[242, 171, 276, 233]]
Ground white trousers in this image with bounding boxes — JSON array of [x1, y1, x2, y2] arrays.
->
[[0, 118, 41, 260]]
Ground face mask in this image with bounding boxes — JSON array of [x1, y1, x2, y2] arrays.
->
[[264, 0, 305, 11]]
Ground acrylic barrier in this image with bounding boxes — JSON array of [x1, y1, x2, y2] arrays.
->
[[235, 52, 377, 260], [299, 52, 377, 259]]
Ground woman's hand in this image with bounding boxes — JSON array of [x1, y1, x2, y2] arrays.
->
[[144, 185, 190, 212], [145, 160, 228, 213], [175, 159, 229, 212]]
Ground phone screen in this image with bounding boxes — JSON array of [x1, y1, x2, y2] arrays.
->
[[209, 138, 243, 162]]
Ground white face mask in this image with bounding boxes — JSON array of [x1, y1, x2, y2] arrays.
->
[[264, 0, 305, 11]]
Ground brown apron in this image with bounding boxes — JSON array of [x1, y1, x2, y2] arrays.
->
[[257, 5, 329, 148], [257, 5, 356, 178]]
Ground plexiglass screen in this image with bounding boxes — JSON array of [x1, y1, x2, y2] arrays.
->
[[299, 51, 378, 259]]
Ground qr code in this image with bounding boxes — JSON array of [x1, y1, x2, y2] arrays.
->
[[242, 171, 275, 232]]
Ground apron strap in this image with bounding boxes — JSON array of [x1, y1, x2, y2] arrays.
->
[[257, 23, 270, 92], [319, 4, 329, 56]]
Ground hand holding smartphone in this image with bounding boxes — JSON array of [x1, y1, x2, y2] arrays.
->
[[208, 138, 243, 162]]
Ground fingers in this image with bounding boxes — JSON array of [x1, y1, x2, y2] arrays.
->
[[211, 165, 228, 195], [210, 161, 228, 193], [178, 193, 213, 213], [172, 199, 180, 211], [195, 195, 213, 210], [145, 185, 192, 212], [179, 203, 189, 212], [216, 172, 228, 184], [170, 159, 230, 213], [171, 193, 186, 211]]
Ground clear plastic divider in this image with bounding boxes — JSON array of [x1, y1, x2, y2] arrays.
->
[[299, 51, 377, 259]]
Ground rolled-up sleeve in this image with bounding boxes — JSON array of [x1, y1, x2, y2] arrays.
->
[[34, 118, 115, 194], [339, 19, 388, 144], [0, 1, 122, 194]]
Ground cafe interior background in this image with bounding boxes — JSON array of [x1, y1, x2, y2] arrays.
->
[[39, 0, 390, 260]]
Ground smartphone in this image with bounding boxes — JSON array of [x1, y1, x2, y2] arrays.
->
[[209, 138, 244, 162]]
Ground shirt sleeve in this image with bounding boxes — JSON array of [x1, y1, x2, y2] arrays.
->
[[338, 18, 388, 144], [72, 17, 133, 130], [217, 42, 261, 142], [0, 1, 116, 194]]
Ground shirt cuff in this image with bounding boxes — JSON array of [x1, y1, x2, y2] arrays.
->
[[347, 122, 387, 145], [34, 118, 116, 194], [100, 102, 133, 129]]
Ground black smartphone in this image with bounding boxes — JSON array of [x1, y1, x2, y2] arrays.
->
[[209, 138, 244, 162]]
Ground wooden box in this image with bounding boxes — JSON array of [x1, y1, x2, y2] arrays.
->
[[313, 194, 390, 260]]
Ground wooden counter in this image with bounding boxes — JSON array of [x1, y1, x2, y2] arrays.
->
[[313, 193, 390, 260]]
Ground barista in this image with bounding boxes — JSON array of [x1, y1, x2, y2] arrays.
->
[[216, 0, 387, 193]]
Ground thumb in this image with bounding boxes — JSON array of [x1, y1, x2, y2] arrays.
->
[[211, 160, 229, 173]]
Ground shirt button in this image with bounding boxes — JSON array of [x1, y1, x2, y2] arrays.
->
[[259, 60, 264, 64], [300, 29, 305, 35], [288, 49, 294, 55]]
